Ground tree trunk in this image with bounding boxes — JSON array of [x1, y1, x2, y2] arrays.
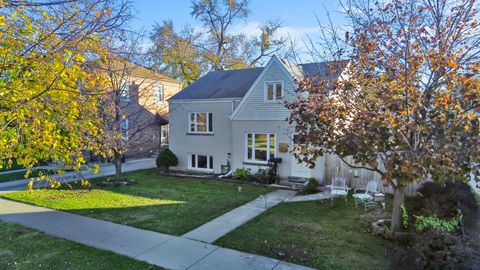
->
[[391, 186, 406, 231], [114, 152, 122, 179]]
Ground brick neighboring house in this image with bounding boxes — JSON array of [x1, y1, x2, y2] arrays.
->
[[100, 61, 182, 160]]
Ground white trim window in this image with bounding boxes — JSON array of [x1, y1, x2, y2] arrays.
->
[[119, 118, 129, 139], [245, 133, 276, 164], [189, 154, 213, 171], [154, 84, 164, 103], [160, 125, 169, 146], [264, 81, 283, 102], [188, 112, 213, 133], [120, 80, 130, 102]]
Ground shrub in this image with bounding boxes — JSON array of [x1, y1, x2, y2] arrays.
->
[[156, 149, 178, 172], [414, 212, 462, 233], [405, 230, 478, 269], [398, 181, 480, 268], [233, 168, 251, 181], [409, 181, 479, 232], [302, 177, 319, 194], [254, 168, 279, 184]]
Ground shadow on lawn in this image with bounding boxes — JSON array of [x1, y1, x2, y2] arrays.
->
[[3, 169, 270, 235]]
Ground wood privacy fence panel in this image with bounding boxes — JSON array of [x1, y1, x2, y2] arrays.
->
[[322, 153, 419, 196]]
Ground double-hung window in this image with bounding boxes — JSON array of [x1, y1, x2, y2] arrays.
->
[[189, 112, 213, 133], [245, 133, 276, 164], [154, 84, 164, 103], [265, 81, 283, 102], [120, 80, 130, 102], [189, 154, 213, 171], [119, 118, 129, 139]]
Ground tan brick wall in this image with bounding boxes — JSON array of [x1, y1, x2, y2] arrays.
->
[[123, 75, 181, 158]]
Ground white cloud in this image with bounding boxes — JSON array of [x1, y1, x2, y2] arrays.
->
[[231, 21, 319, 41]]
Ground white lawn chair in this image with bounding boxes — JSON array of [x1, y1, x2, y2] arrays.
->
[[330, 176, 348, 206], [353, 180, 377, 210]]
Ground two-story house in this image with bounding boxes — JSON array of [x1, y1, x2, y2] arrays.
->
[[168, 55, 350, 183], [99, 60, 183, 159]]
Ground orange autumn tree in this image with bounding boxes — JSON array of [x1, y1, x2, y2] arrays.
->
[[287, 0, 480, 230]]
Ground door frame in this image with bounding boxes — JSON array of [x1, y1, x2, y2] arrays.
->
[[290, 133, 311, 178]]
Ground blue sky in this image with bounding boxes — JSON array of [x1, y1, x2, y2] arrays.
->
[[129, 0, 347, 43]]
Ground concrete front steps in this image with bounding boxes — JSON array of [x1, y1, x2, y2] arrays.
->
[[271, 177, 309, 191]]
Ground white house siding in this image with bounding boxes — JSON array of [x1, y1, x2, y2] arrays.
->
[[167, 55, 406, 193], [232, 59, 297, 121], [229, 120, 327, 184], [231, 120, 293, 176], [168, 99, 235, 173]]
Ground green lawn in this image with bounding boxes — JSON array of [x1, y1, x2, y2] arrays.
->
[[0, 221, 161, 270], [2, 169, 270, 235], [215, 198, 393, 270], [0, 169, 50, 183]]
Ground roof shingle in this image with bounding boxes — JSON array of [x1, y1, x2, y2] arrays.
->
[[169, 67, 264, 100], [169, 58, 348, 101]]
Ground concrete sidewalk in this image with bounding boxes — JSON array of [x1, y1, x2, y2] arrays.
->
[[182, 189, 296, 243], [0, 158, 156, 191], [0, 198, 314, 270], [286, 191, 331, 202], [0, 165, 54, 175]]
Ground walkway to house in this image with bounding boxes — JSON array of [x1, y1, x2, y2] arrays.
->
[[0, 158, 156, 191], [286, 191, 332, 203], [182, 189, 296, 243], [0, 195, 313, 270]]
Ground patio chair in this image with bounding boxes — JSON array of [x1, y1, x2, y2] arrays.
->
[[330, 175, 348, 206], [352, 180, 378, 211]]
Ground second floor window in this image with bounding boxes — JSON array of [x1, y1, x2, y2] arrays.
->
[[120, 80, 130, 102], [189, 112, 213, 133], [154, 84, 164, 103], [265, 81, 283, 102], [119, 118, 129, 139]]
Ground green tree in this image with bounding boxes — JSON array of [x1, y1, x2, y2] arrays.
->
[[149, 21, 204, 85], [149, 0, 286, 85], [156, 148, 178, 172]]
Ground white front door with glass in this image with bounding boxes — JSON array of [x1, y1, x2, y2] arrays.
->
[[291, 134, 311, 178]]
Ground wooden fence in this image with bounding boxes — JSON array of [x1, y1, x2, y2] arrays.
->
[[322, 153, 421, 196]]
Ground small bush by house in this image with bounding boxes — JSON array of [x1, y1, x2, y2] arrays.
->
[[254, 168, 279, 184], [156, 149, 178, 172], [233, 168, 252, 181], [302, 177, 319, 194]]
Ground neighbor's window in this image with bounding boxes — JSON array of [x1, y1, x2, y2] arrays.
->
[[245, 133, 276, 163], [160, 125, 169, 146], [119, 118, 129, 139], [189, 154, 213, 170], [154, 84, 164, 103], [120, 80, 130, 101], [189, 112, 213, 133], [265, 82, 283, 102]]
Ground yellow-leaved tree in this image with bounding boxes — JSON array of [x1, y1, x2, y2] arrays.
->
[[0, 0, 131, 188]]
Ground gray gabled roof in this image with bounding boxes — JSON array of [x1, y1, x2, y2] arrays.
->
[[169, 58, 348, 101], [300, 61, 348, 80], [169, 67, 264, 100]]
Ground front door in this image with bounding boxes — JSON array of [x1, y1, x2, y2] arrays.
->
[[290, 134, 311, 178]]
